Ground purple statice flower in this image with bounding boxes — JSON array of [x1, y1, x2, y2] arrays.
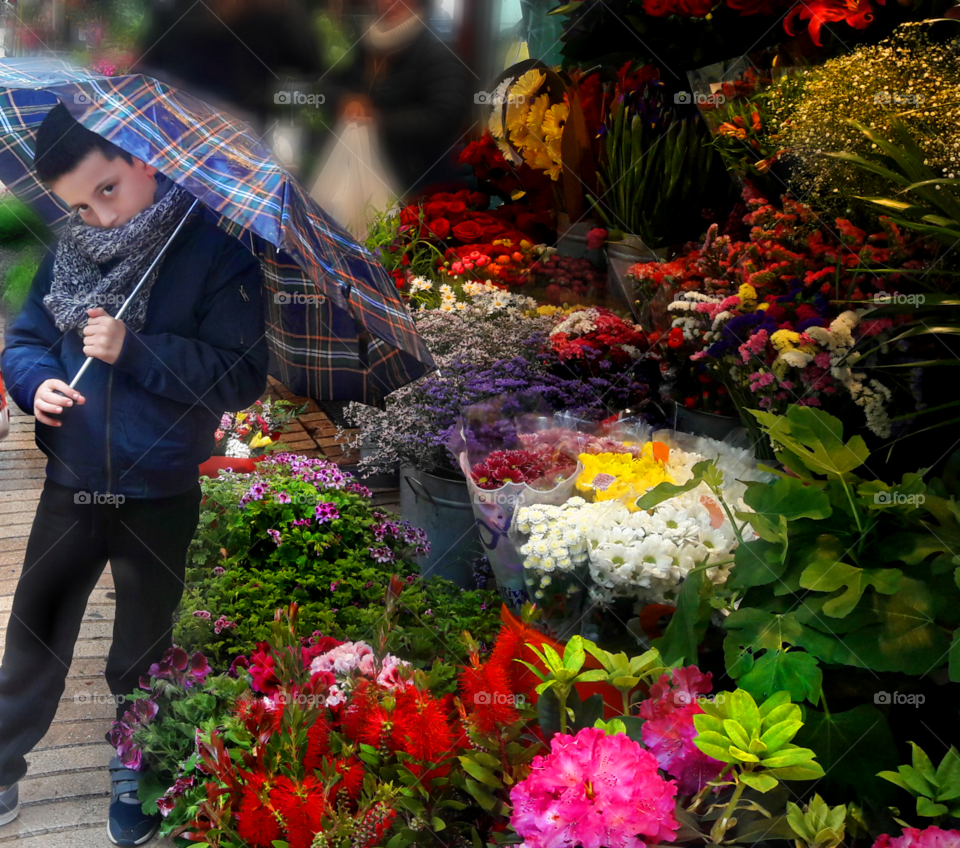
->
[[369, 546, 395, 564], [315, 501, 340, 524], [267, 528, 282, 546]]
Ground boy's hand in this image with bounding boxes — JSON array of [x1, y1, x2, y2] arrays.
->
[[83, 307, 127, 365], [34, 379, 85, 427]]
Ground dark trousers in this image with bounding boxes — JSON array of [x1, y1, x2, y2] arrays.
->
[[0, 477, 201, 786]]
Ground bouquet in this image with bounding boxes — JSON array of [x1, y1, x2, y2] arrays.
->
[[213, 399, 307, 458]]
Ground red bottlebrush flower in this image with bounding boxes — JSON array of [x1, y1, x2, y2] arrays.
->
[[459, 661, 519, 734], [303, 712, 333, 773], [488, 623, 536, 699], [342, 680, 393, 749], [391, 687, 456, 781], [329, 757, 365, 806], [236, 773, 283, 848], [270, 774, 326, 848]]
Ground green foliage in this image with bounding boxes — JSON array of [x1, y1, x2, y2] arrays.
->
[[2, 251, 40, 318], [879, 742, 960, 821], [363, 206, 445, 287], [174, 463, 500, 673], [582, 640, 665, 715], [785, 794, 848, 848], [0, 196, 46, 244], [722, 406, 960, 697], [693, 689, 825, 792], [589, 101, 735, 248]]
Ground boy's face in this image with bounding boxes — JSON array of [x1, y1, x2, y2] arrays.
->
[[49, 150, 159, 229]]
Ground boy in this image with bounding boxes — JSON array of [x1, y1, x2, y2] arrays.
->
[[0, 101, 269, 845]]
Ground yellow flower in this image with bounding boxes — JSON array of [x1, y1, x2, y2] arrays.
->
[[770, 329, 802, 351], [235, 412, 247, 422], [510, 69, 545, 102], [249, 432, 274, 449], [757, 302, 770, 311], [506, 98, 532, 141], [542, 102, 569, 144], [488, 108, 504, 140], [525, 93, 550, 134], [576, 446, 673, 510], [738, 283, 757, 303]]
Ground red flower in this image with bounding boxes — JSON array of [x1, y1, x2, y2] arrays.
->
[[330, 758, 365, 805], [270, 774, 326, 848], [236, 773, 283, 847], [784, 0, 883, 46], [678, 0, 716, 15], [342, 680, 393, 749], [391, 687, 456, 782], [459, 662, 519, 734], [586, 227, 608, 250], [452, 220, 485, 243], [427, 217, 451, 239], [303, 713, 333, 772], [423, 201, 446, 220], [668, 327, 685, 348]]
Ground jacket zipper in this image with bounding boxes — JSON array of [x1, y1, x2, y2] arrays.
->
[[105, 369, 113, 496]]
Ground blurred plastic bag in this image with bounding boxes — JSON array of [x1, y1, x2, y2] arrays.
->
[[0, 370, 10, 441], [309, 121, 397, 240]]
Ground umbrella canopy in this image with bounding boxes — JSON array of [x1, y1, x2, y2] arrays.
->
[[0, 57, 436, 405]]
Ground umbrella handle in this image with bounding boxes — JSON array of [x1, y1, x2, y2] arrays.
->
[[64, 196, 202, 393]]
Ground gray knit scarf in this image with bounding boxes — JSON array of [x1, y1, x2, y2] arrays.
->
[[44, 173, 195, 339]]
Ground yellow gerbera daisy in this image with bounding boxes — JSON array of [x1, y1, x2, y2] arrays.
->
[[488, 108, 504, 140], [506, 98, 532, 139], [510, 69, 545, 102], [525, 93, 550, 135], [542, 103, 569, 144]]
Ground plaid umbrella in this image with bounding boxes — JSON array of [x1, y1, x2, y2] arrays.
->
[[0, 57, 436, 405]]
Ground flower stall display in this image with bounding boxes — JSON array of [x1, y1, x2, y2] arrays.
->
[[176, 451, 502, 670], [632, 187, 946, 450], [505, 425, 771, 640]]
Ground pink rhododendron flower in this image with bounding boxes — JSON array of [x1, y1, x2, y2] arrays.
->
[[510, 726, 679, 848], [874, 827, 960, 848], [640, 666, 725, 795]]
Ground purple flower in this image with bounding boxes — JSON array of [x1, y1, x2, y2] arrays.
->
[[330, 580, 340, 592], [346, 482, 373, 498], [315, 501, 340, 524], [276, 491, 292, 504], [267, 528, 282, 546], [369, 546, 395, 564], [213, 566, 226, 576], [193, 610, 212, 620]]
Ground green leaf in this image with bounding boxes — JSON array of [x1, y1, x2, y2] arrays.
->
[[653, 568, 714, 665], [731, 689, 762, 738], [739, 772, 780, 793], [761, 745, 819, 769], [464, 778, 497, 811], [693, 730, 737, 763], [799, 560, 902, 618], [458, 757, 503, 789], [739, 649, 823, 706], [635, 460, 717, 509], [759, 719, 805, 753], [723, 720, 752, 750], [765, 761, 826, 781], [917, 797, 949, 817], [743, 476, 832, 522], [563, 636, 586, 673], [935, 747, 960, 797], [910, 741, 938, 784], [750, 407, 869, 477]]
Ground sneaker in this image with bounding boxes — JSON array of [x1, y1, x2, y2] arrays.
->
[[107, 758, 160, 846], [0, 783, 18, 827]]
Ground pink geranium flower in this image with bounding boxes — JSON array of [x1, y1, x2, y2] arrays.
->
[[510, 726, 679, 848]]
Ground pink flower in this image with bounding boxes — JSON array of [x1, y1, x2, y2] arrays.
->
[[639, 667, 725, 795], [874, 827, 960, 848], [586, 228, 609, 250], [814, 352, 832, 368], [510, 726, 679, 848]]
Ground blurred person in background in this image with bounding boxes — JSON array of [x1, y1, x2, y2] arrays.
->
[[329, 0, 472, 197], [132, 0, 325, 143]]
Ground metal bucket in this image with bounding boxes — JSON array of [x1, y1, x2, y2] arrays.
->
[[556, 213, 603, 265], [399, 465, 482, 588], [606, 235, 669, 319]]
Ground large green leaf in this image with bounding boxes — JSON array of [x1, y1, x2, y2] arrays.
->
[[738, 649, 822, 705], [653, 568, 713, 665], [794, 704, 900, 805], [743, 476, 832, 522], [799, 560, 902, 618], [749, 407, 869, 477], [724, 608, 803, 679]]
